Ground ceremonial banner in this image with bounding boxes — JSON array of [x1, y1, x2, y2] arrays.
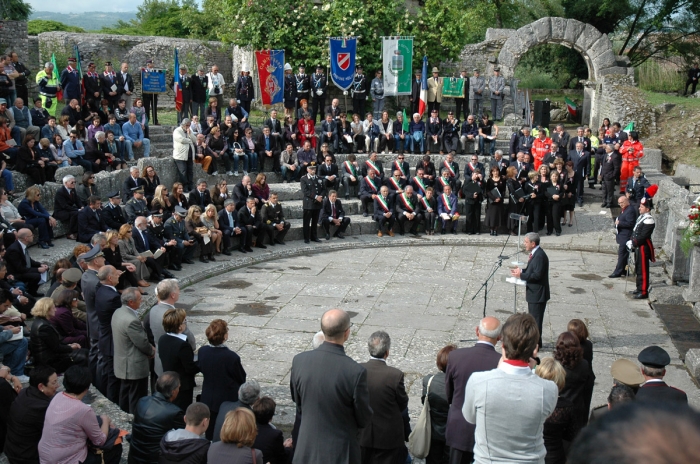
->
[[382, 37, 413, 96], [329, 37, 357, 90], [141, 69, 167, 93], [442, 77, 465, 98], [51, 53, 62, 102], [255, 50, 285, 105], [419, 56, 428, 117], [173, 49, 183, 112], [74, 45, 84, 105]]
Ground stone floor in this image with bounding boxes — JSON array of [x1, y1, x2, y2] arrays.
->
[[178, 245, 699, 430]]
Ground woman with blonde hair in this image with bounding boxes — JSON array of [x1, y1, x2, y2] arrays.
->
[[536, 357, 576, 464], [29, 297, 87, 373], [17, 185, 56, 248], [118, 223, 162, 283], [152, 184, 173, 219], [185, 205, 214, 263], [56, 115, 71, 140], [207, 408, 263, 463], [202, 204, 223, 254]]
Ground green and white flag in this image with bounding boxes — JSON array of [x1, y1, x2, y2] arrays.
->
[[443, 77, 465, 98], [382, 37, 413, 96]]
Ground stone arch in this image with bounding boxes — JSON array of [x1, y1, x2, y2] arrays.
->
[[496, 17, 620, 81]]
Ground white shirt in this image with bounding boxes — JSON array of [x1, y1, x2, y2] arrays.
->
[[167, 332, 187, 341], [207, 73, 225, 94]]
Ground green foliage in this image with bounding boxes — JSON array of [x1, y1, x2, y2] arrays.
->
[[560, 0, 627, 35], [100, 0, 193, 38], [636, 60, 685, 93], [515, 65, 562, 89], [515, 44, 588, 90], [0, 0, 32, 21], [27, 20, 85, 36]]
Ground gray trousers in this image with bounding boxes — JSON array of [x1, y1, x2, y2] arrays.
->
[[373, 98, 385, 120], [491, 96, 503, 120], [471, 98, 483, 118]]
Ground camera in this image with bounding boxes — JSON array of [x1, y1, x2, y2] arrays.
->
[[214, 86, 220, 94]]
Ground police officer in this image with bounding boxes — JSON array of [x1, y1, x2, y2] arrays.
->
[[261, 192, 290, 246], [351, 65, 368, 118], [60, 57, 81, 103], [301, 163, 326, 243], [370, 69, 384, 120], [283, 63, 297, 119], [295, 64, 311, 112], [588, 358, 645, 423], [163, 206, 196, 266], [628, 186, 657, 299], [125, 186, 148, 224], [102, 191, 127, 231], [636, 345, 688, 404], [35, 62, 59, 117], [489, 66, 505, 121], [311, 65, 327, 123], [469, 68, 485, 118]]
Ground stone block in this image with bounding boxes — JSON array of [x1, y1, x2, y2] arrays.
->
[[55, 166, 85, 183], [592, 50, 617, 75], [564, 19, 586, 46], [685, 348, 700, 380], [575, 25, 603, 53], [517, 24, 539, 49], [588, 35, 613, 61], [550, 17, 568, 41], [530, 17, 551, 43], [485, 28, 516, 42], [671, 226, 692, 283], [597, 66, 630, 77], [683, 245, 700, 302], [9, 171, 29, 193], [502, 36, 528, 60], [498, 48, 516, 69], [642, 148, 662, 171]]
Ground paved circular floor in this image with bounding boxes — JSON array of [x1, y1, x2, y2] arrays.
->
[[178, 245, 699, 424]]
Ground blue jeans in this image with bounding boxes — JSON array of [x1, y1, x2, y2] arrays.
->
[[10, 126, 21, 146], [232, 151, 249, 173], [280, 164, 299, 182], [394, 134, 410, 153], [1, 147, 19, 164], [411, 131, 424, 153], [0, 337, 28, 375], [1, 168, 14, 191], [478, 135, 496, 155], [245, 150, 258, 172]]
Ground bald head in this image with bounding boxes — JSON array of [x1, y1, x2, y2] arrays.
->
[[618, 195, 629, 208], [321, 309, 351, 344], [477, 316, 502, 342]]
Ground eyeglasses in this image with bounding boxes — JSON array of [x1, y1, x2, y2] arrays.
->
[[398, 157, 404, 160]]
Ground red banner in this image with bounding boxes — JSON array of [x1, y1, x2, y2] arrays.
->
[[255, 50, 285, 106]]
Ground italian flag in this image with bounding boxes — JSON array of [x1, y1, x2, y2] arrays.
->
[[419, 56, 428, 117], [174, 48, 183, 112], [565, 97, 577, 117]]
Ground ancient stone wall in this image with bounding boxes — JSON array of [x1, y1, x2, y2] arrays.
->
[[0, 21, 28, 58], [596, 74, 657, 137]]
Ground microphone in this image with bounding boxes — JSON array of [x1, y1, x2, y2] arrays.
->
[[498, 255, 510, 260]]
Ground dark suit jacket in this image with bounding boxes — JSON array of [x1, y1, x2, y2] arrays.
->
[[190, 74, 208, 103], [5, 240, 41, 279], [616, 205, 638, 244], [123, 177, 146, 202], [445, 343, 503, 451], [132, 227, 159, 253], [100, 73, 118, 99], [569, 136, 592, 153], [373, 194, 395, 221], [95, 284, 121, 357], [217, 207, 238, 231], [568, 150, 590, 175], [101, 203, 127, 230], [521, 246, 550, 303], [237, 206, 261, 228], [116, 72, 134, 98], [232, 183, 254, 211], [636, 381, 688, 404], [84, 74, 101, 99], [158, 334, 199, 391], [198, 345, 246, 413], [301, 175, 327, 210], [53, 186, 83, 215], [358, 359, 408, 450], [324, 104, 343, 120], [253, 422, 289, 464], [263, 118, 283, 135], [290, 342, 372, 464], [189, 188, 212, 210], [256, 134, 280, 158], [77, 206, 107, 243], [318, 162, 339, 181], [321, 198, 346, 220], [552, 132, 570, 158]]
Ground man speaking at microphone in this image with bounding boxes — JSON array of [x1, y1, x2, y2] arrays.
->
[[510, 232, 550, 348]]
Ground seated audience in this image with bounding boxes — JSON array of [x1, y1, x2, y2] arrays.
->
[[18, 185, 55, 249], [202, 204, 223, 254], [76, 171, 99, 204], [103, 228, 143, 290], [50, 288, 88, 347], [211, 178, 231, 212], [29, 297, 87, 373], [53, 175, 83, 240], [185, 205, 215, 263], [0, 290, 29, 382], [118, 223, 154, 283], [5, 228, 49, 297]]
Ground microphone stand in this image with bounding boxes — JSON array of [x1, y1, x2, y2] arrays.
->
[[472, 228, 513, 318]]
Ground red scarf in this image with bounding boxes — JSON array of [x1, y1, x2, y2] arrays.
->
[[503, 359, 529, 367]]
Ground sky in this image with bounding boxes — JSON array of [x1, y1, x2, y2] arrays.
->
[[27, 1, 142, 14]]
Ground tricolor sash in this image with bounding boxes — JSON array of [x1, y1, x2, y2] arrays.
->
[[439, 177, 450, 188], [365, 159, 381, 175], [443, 160, 456, 177], [413, 177, 428, 195], [344, 161, 357, 176], [441, 193, 453, 211], [388, 177, 402, 191], [364, 176, 378, 192], [399, 193, 414, 212], [420, 196, 432, 211], [376, 195, 390, 212], [394, 160, 407, 177]]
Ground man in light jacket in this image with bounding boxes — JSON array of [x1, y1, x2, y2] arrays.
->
[[172, 118, 197, 191]]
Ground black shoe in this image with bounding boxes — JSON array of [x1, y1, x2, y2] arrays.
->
[[609, 273, 622, 278], [47, 241, 54, 247], [326, 233, 331, 240], [304, 240, 310, 244], [162, 271, 175, 279], [555, 231, 561, 236], [222, 249, 232, 256], [199, 257, 209, 263], [546, 232, 552, 236], [312, 238, 322, 243], [208, 254, 216, 261], [168, 265, 179, 271], [239, 247, 248, 253], [335, 233, 345, 239], [628, 290, 641, 295], [39, 242, 49, 249], [275, 239, 286, 245], [182, 259, 195, 264], [601, 203, 608, 208], [256, 244, 267, 249], [269, 240, 276, 246], [633, 293, 648, 299], [452, 230, 457, 235], [441, 230, 446, 235], [363, 212, 368, 217], [346, 195, 350, 200]]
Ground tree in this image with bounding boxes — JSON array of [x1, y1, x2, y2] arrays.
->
[[27, 20, 85, 36], [560, 0, 627, 35], [101, 0, 192, 38], [0, 0, 31, 21]]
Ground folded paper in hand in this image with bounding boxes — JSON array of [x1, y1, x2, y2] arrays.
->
[[139, 249, 164, 259], [506, 276, 526, 286]]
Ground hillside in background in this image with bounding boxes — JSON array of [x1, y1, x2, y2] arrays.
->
[[29, 11, 137, 31]]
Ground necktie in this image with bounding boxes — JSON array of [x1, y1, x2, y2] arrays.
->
[[25, 247, 31, 268], [332, 204, 336, 218], [228, 212, 233, 226], [528, 252, 533, 261], [141, 230, 149, 249], [73, 141, 77, 150]]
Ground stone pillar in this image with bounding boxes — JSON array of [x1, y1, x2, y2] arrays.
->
[[582, 81, 596, 128], [683, 245, 700, 302], [671, 226, 692, 283]]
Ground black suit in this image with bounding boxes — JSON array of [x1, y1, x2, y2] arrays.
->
[[359, 359, 409, 464], [95, 284, 122, 403], [260, 202, 290, 245], [636, 381, 688, 404], [53, 186, 82, 234], [320, 197, 350, 237], [253, 422, 290, 464], [232, 183, 254, 211], [102, 202, 127, 230], [84, 73, 101, 100], [189, 188, 212, 210], [521, 246, 550, 346], [117, 71, 135, 102], [445, 343, 501, 461], [123, 177, 146, 202], [324, 104, 343, 120], [301, 175, 326, 241], [612, 205, 638, 276], [395, 192, 420, 235], [256, 134, 281, 172], [218, 207, 247, 252], [100, 72, 119, 108], [77, 206, 107, 243], [238, 206, 264, 248], [373, 193, 396, 232], [5, 241, 43, 296], [411, 79, 421, 115], [132, 226, 168, 278], [290, 342, 372, 464], [318, 162, 340, 191], [158, 333, 199, 411], [600, 150, 622, 206]]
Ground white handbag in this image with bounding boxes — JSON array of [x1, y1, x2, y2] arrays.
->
[[408, 375, 434, 459]]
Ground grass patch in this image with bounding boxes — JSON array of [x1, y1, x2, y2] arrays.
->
[[642, 90, 700, 109], [636, 61, 685, 93]]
